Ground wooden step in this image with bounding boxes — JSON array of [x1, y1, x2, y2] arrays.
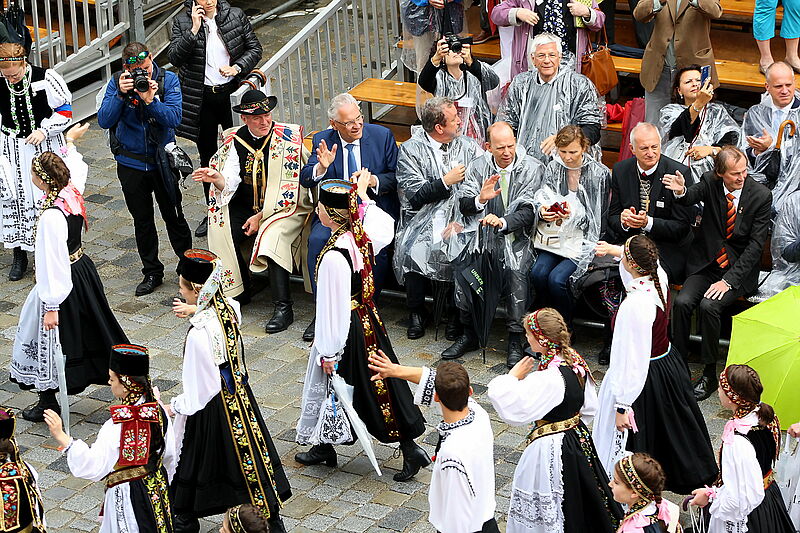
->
[[615, 0, 782, 21]]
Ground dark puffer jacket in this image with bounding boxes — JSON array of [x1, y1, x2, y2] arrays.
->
[[169, 0, 263, 142]]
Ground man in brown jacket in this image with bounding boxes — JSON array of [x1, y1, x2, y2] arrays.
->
[[633, 0, 722, 123]]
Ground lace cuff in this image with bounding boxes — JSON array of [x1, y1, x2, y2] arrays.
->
[[414, 366, 436, 406], [44, 304, 60, 312]]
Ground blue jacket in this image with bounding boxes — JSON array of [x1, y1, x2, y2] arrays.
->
[[97, 63, 183, 171], [300, 123, 400, 219]]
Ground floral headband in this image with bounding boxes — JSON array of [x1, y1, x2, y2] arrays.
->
[[227, 505, 247, 533], [624, 236, 648, 276], [32, 157, 55, 187], [619, 455, 655, 501], [527, 310, 561, 365], [719, 367, 758, 414]]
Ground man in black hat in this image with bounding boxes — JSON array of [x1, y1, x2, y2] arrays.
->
[[193, 90, 312, 333]]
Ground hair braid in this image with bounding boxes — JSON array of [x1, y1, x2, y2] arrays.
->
[[629, 235, 667, 309]]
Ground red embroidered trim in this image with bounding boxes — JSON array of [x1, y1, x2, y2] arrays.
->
[[109, 403, 160, 467]]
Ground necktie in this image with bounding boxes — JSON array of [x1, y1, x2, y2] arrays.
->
[[716, 193, 736, 269], [639, 171, 651, 213], [499, 169, 509, 207], [345, 143, 357, 180], [440, 143, 450, 166]]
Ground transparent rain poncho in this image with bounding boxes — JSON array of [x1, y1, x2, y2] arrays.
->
[[400, 0, 466, 73], [496, 62, 602, 164], [393, 126, 483, 283], [659, 102, 740, 183], [531, 154, 610, 282], [760, 190, 800, 299], [431, 63, 500, 145], [742, 91, 800, 215]]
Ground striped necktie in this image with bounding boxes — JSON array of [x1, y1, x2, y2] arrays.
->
[[716, 193, 736, 269], [639, 171, 651, 213]]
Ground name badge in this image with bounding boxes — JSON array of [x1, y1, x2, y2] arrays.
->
[[656, 200, 665, 208], [457, 97, 474, 108]]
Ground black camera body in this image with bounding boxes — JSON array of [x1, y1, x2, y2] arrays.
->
[[130, 67, 151, 93], [444, 33, 473, 54]]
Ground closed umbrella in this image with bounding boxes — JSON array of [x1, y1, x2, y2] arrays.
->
[[330, 373, 382, 476]]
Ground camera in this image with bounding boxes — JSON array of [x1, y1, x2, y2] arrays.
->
[[444, 33, 472, 54], [130, 67, 151, 93]]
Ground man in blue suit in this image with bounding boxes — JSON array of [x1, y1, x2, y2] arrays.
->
[[299, 93, 400, 340]]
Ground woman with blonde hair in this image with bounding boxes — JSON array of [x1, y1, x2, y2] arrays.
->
[[0, 42, 72, 281]]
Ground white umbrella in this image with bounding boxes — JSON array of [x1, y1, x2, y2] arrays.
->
[[49, 329, 70, 432], [330, 373, 382, 476]]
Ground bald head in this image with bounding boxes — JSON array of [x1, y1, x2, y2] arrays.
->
[[486, 121, 517, 168], [765, 61, 796, 108]]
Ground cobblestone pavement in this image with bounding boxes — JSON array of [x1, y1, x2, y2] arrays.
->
[[0, 127, 731, 532]]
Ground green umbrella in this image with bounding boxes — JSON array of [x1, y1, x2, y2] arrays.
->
[[727, 285, 800, 430]]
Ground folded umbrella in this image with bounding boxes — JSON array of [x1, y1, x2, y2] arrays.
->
[[330, 373, 382, 476], [49, 329, 70, 433]]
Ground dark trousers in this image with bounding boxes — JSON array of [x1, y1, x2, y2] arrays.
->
[[306, 215, 391, 295], [672, 265, 747, 365], [530, 250, 578, 323], [405, 272, 430, 312], [229, 203, 254, 294], [117, 164, 193, 277], [197, 87, 234, 201]]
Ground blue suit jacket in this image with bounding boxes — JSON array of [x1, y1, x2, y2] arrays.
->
[[300, 123, 400, 220]]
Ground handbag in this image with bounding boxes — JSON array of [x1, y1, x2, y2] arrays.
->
[[311, 381, 353, 445], [581, 26, 618, 96], [776, 435, 800, 507]]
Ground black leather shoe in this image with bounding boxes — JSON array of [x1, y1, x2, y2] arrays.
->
[[8, 247, 27, 281], [268, 516, 287, 533], [597, 342, 611, 366], [194, 217, 208, 238], [444, 319, 463, 341], [21, 391, 59, 423], [393, 440, 431, 482], [441, 333, 479, 360], [507, 334, 524, 369], [407, 312, 426, 339], [172, 514, 200, 533], [265, 302, 294, 334], [693, 375, 718, 402], [295, 444, 337, 467], [303, 317, 316, 341], [135, 274, 163, 296], [233, 291, 251, 306]]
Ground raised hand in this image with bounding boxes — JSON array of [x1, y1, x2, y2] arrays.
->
[[316, 139, 338, 173], [478, 174, 502, 203], [661, 170, 686, 194], [509, 356, 535, 380]]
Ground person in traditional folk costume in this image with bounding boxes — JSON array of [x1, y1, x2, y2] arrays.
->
[[367, 356, 499, 533], [295, 176, 429, 482], [0, 42, 72, 281], [592, 235, 718, 495], [689, 364, 795, 533], [608, 454, 682, 533], [43, 344, 175, 533], [193, 90, 312, 334], [167, 249, 291, 533], [10, 124, 127, 423], [0, 408, 46, 533], [220, 504, 273, 533], [487, 308, 623, 533]]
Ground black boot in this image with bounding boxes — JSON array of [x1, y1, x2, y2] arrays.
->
[[172, 514, 200, 533], [441, 331, 479, 360], [598, 321, 612, 365], [265, 263, 294, 334], [406, 311, 426, 339], [22, 390, 59, 422], [444, 317, 463, 341], [8, 247, 28, 281], [295, 443, 337, 467], [393, 440, 431, 482], [303, 317, 316, 342], [507, 333, 524, 369], [268, 515, 287, 533]]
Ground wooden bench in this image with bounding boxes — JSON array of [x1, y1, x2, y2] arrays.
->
[[349, 78, 418, 122], [615, 0, 781, 20]]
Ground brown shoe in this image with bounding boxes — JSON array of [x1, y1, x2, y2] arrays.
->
[[473, 30, 494, 44]]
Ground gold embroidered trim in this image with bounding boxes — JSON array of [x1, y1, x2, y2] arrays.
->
[[526, 413, 581, 445], [69, 247, 84, 263]]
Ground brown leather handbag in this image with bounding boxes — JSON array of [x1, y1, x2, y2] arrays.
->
[[581, 27, 619, 96]]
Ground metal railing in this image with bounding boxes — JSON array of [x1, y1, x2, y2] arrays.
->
[[230, 0, 402, 132]]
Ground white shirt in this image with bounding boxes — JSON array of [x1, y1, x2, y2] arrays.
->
[[414, 367, 496, 533], [425, 132, 457, 189], [724, 184, 742, 211], [203, 16, 233, 86]]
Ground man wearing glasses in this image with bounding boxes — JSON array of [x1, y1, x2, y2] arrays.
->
[[299, 93, 400, 341], [98, 42, 193, 297], [497, 32, 602, 163]]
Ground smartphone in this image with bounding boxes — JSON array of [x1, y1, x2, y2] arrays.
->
[[194, 0, 205, 16], [700, 65, 711, 85]]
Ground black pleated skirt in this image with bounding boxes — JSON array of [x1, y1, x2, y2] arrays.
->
[[337, 306, 425, 444], [562, 423, 624, 533], [626, 345, 719, 494], [171, 386, 292, 518], [747, 483, 795, 533]]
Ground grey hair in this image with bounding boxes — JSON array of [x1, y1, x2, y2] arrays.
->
[[421, 96, 455, 133], [629, 122, 660, 146], [530, 33, 563, 58], [765, 61, 794, 84], [327, 93, 360, 121]]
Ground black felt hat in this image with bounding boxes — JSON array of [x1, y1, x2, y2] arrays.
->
[[180, 248, 217, 285], [110, 344, 149, 377], [318, 179, 352, 210], [231, 90, 278, 115], [0, 408, 15, 440]]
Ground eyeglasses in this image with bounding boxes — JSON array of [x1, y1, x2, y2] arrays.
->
[[125, 51, 150, 65], [334, 115, 364, 128], [534, 52, 559, 61]]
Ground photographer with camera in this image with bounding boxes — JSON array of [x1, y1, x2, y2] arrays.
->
[[97, 42, 193, 297], [418, 37, 499, 144]]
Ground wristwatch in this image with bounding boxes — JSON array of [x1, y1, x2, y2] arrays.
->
[[616, 407, 627, 414]]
